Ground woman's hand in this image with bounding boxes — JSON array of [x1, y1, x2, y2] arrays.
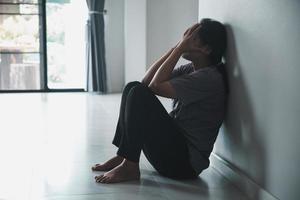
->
[[175, 23, 203, 54]]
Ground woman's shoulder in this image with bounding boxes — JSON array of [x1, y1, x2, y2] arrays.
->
[[177, 63, 194, 73], [171, 63, 194, 78]]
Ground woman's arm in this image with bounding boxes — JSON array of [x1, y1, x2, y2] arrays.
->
[[148, 48, 182, 98], [141, 47, 175, 86], [148, 23, 201, 98]]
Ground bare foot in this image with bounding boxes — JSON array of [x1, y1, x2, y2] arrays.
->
[[94, 159, 140, 184], [91, 155, 124, 171]]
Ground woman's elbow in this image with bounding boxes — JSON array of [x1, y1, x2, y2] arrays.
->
[[148, 82, 159, 92]]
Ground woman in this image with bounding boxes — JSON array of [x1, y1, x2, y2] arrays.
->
[[92, 18, 228, 184]]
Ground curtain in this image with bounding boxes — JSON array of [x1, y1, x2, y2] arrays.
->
[[86, 0, 107, 92]]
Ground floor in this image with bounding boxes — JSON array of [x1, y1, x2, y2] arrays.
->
[[0, 93, 249, 200]]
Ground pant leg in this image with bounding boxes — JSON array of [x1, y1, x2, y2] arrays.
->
[[112, 81, 141, 147], [115, 83, 197, 179]]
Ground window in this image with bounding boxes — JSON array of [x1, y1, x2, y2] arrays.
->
[[0, 0, 42, 90], [0, 0, 87, 91], [46, 0, 87, 89]]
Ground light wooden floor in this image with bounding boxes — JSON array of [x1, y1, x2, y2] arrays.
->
[[0, 93, 249, 200]]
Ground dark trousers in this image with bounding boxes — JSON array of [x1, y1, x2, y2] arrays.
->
[[112, 81, 197, 179]]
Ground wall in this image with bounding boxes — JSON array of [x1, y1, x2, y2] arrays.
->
[[104, 0, 125, 93], [198, 1, 300, 199], [124, 0, 147, 84]]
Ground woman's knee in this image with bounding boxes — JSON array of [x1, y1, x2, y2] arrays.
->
[[128, 83, 153, 99], [122, 81, 141, 94], [125, 84, 161, 113]]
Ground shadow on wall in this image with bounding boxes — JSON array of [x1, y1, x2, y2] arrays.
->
[[220, 24, 267, 199]]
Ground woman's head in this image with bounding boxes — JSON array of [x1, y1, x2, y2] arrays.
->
[[198, 18, 227, 64], [183, 18, 227, 65]]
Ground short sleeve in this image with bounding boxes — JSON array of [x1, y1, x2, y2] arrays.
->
[[171, 63, 193, 79], [169, 70, 213, 105]]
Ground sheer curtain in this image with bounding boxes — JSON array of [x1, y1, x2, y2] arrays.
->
[[86, 0, 107, 92]]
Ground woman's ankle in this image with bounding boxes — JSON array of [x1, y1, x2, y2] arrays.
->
[[122, 159, 139, 167]]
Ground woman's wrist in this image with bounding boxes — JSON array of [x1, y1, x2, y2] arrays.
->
[[173, 46, 184, 55]]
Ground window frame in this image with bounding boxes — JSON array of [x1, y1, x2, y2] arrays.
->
[[0, 0, 85, 93]]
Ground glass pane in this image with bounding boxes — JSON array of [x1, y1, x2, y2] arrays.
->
[[0, 0, 38, 3], [46, 0, 87, 89], [0, 4, 38, 14], [0, 53, 40, 89], [0, 15, 40, 53]]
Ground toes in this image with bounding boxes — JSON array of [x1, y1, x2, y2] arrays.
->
[[92, 164, 105, 171], [105, 177, 114, 184], [91, 164, 100, 170], [95, 175, 104, 182], [96, 175, 107, 183], [101, 177, 110, 183], [100, 175, 108, 182]]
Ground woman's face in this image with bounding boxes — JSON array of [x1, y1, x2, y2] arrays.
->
[[182, 36, 207, 61]]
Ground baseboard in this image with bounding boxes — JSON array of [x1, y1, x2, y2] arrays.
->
[[210, 153, 279, 200]]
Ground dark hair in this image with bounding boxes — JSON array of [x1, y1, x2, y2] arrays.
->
[[198, 18, 227, 64], [198, 18, 229, 94]]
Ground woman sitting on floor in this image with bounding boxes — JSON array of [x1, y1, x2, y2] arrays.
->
[[92, 18, 228, 184]]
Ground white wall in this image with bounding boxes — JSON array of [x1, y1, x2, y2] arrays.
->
[[104, 0, 125, 93], [198, 1, 300, 199], [124, 0, 147, 84]]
